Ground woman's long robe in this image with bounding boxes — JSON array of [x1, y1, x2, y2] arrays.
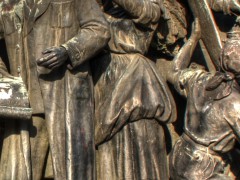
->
[[92, 0, 176, 179]]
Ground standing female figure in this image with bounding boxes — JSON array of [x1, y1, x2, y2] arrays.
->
[[93, 0, 176, 179]]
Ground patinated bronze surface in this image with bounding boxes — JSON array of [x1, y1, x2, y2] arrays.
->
[[165, 19, 240, 179], [92, 0, 176, 179], [0, 0, 109, 179], [0, 0, 239, 180]]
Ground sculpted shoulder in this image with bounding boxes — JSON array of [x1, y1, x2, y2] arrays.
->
[[221, 87, 240, 121]]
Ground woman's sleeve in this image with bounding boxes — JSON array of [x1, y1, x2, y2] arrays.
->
[[113, 0, 161, 25]]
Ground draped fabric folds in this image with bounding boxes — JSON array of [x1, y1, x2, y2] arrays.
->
[[93, 0, 176, 179]]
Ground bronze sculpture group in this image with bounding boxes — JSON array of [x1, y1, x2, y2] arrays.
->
[[0, 0, 239, 179]]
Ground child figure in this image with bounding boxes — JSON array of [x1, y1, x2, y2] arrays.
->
[[168, 19, 240, 179]]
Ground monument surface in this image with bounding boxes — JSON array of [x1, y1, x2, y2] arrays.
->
[[0, 0, 239, 179]]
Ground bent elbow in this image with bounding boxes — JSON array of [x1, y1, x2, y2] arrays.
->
[[101, 24, 111, 47]]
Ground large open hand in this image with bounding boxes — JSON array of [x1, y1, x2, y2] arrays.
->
[[36, 46, 68, 70]]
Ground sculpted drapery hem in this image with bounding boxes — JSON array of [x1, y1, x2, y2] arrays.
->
[[93, 0, 176, 179]]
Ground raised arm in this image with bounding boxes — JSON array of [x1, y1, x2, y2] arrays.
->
[[167, 19, 201, 85], [113, 0, 161, 26]]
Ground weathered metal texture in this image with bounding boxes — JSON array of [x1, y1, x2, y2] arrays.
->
[[0, 0, 110, 179], [188, 0, 222, 70], [168, 19, 240, 180], [0, 77, 32, 120]]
